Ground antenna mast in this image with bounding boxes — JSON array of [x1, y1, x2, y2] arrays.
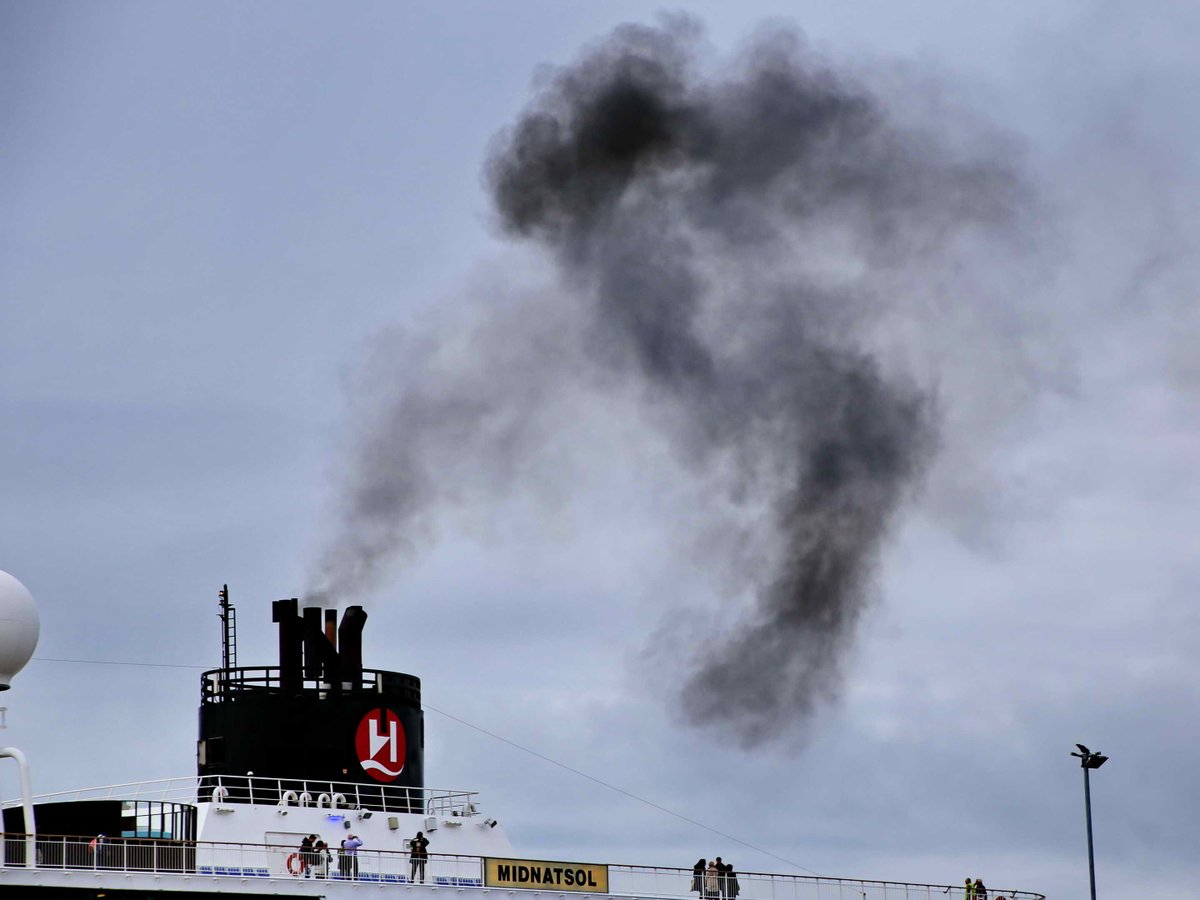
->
[[218, 584, 237, 671]]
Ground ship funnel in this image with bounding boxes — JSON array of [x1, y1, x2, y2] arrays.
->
[[337, 605, 366, 687], [271, 598, 368, 689], [199, 598, 421, 809]]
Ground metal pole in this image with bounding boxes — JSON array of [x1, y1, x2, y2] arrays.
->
[[0, 746, 37, 867], [1083, 765, 1097, 900]]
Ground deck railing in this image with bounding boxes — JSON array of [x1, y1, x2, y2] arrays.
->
[[0, 835, 1045, 900], [2, 774, 478, 816], [1, 776, 201, 806], [608, 865, 1044, 900]]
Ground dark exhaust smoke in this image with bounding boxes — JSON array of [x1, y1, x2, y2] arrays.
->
[[309, 19, 1029, 744]]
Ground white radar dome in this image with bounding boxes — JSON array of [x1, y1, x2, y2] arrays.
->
[[0, 570, 40, 689]]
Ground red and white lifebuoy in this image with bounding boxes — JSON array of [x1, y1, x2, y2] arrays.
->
[[286, 852, 305, 876]]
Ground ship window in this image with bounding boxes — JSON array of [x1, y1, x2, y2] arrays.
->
[[116, 801, 190, 839]]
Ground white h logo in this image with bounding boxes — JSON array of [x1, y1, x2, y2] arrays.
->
[[369, 714, 398, 762]]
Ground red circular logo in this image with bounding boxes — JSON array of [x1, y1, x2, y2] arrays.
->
[[355, 708, 406, 782]]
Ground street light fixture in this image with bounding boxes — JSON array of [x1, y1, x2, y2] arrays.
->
[[1070, 744, 1108, 900]]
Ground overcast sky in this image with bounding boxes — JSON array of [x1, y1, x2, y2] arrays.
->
[[2, 3, 1198, 900]]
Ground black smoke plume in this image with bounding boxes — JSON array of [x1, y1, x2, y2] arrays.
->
[[311, 19, 1028, 744]]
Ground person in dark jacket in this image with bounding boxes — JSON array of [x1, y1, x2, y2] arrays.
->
[[299, 835, 316, 878], [974, 878, 987, 900], [725, 863, 740, 898], [409, 831, 430, 883], [691, 858, 706, 894]]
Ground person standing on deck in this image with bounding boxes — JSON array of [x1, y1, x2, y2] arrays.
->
[[340, 834, 363, 879], [298, 835, 315, 878], [724, 863, 741, 898], [691, 858, 705, 894], [409, 830, 430, 883], [314, 840, 331, 878]]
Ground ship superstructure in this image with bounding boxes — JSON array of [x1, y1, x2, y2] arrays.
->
[[0, 576, 1048, 899]]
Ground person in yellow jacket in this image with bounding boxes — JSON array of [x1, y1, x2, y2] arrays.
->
[[965, 876, 975, 898]]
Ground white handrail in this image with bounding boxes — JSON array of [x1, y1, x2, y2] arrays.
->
[[0, 837, 1049, 899], [3, 776, 479, 817], [0, 747, 36, 868]]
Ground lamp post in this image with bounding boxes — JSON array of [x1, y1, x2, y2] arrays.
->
[[1070, 743, 1108, 900]]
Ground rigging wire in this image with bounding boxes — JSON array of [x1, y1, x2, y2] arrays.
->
[[422, 701, 821, 876], [30, 654, 820, 876], [34, 656, 208, 670]]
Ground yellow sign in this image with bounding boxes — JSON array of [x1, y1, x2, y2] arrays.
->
[[485, 857, 609, 893]]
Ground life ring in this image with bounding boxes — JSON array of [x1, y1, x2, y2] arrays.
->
[[286, 852, 306, 876]]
